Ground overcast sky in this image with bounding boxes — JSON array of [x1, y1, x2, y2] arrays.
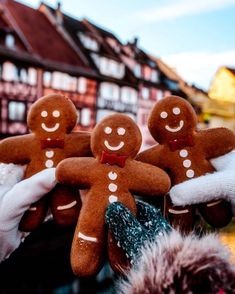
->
[[21, 0, 235, 90]]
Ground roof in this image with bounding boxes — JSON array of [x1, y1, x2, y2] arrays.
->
[[226, 67, 235, 76], [5, 0, 89, 68]]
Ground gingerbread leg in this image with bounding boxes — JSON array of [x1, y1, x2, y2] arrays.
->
[[50, 184, 81, 227], [165, 195, 195, 234], [19, 196, 49, 232], [198, 199, 233, 228], [107, 194, 137, 274], [71, 194, 106, 277]]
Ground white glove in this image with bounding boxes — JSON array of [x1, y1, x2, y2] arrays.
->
[[170, 152, 235, 209], [0, 164, 57, 262]]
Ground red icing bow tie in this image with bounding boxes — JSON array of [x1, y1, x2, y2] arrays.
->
[[41, 138, 64, 149], [100, 151, 128, 168], [168, 135, 194, 151]]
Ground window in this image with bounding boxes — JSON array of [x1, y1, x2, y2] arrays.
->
[[78, 77, 87, 94], [165, 79, 179, 91], [157, 90, 164, 100], [52, 71, 63, 89], [81, 108, 91, 126], [5, 34, 15, 49], [121, 87, 137, 104], [43, 71, 52, 87], [134, 64, 141, 78], [28, 68, 37, 86], [100, 82, 119, 100], [78, 33, 99, 51], [2, 61, 18, 81], [151, 70, 159, 83], [99, 57, 125, 79], [142, 87, 150, 100], [20, 68, 28, 83], [8, 101, 26, 121]]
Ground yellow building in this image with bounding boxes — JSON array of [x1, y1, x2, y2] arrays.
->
[[206, 67, 235, 131], [209, 67, 235, 102]]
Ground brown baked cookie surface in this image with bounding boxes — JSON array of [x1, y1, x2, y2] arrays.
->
[[56, 113, 170, 276], [0, 94, 91, 231], [137, 95, 235, 233]]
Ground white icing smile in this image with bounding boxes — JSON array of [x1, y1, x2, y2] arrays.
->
[[104, 140, 124, 151], [165, 120, 184, 133], [41, 123, 60, 133]]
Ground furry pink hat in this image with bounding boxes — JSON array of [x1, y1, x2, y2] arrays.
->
[[117, 231, 235, 294]]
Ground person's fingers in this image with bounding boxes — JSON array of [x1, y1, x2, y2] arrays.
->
[[169, 170, 234, 206], [0, 168, 56, 231], [0, 163, 25, 199], [210, 151, 235, 171]]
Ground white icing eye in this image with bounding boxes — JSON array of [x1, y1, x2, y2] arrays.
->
[[53, 110, 60, 118], [160, 111, 168, 119], [104, 127, 112, 134], [173, 107, 180, 115], [117, 128, 126, 136], [41, 111, 48, 118]]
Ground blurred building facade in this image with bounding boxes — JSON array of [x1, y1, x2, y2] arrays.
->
[[0, 0, 206, 148]]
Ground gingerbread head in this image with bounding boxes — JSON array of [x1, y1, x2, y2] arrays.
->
[[148, 96, 197, 147], [91, 114, 142, 163], [56, 113, 170, 276], [28, 94, 78, 138], [137, 95, 234, 232], [0, 94, 91, 231]]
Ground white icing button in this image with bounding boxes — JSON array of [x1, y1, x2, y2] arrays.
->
[[160, 111, 168, 119], [45, 159, 54, 168], [186, 169, 195, 178], [108, 183, 117, 192], [46, 150, 54, 158], [109, 195, 118, 203], [108, 171, 117, 180], [183, 159, 191, 168], [179, 149, 188, 158]]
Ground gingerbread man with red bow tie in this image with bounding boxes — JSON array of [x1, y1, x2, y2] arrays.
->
[[0, 94, 91, 231], [56, 113, 170, 276], [137, 95, 235, 233]]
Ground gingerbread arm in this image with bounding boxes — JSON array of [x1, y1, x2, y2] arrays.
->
[[198, 128, 235, 159], [65, 132, 92, 157], [56, 157, 94, 189], [0, 134, 32, 164], [136, 144, 163, 167], [129, 161, 171, 196]]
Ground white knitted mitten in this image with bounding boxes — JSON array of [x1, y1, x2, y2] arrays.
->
[[0, 165, 56, 262], [170, 152, 235, 210]]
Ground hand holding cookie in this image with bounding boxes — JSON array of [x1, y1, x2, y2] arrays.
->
[[56, 113, 170, 276], [137, 96, 235, 233], [0, 94, 91, 231]]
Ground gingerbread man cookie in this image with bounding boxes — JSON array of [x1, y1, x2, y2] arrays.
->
[[56, 113, 170, 276], [137, 96, 235, 233], [0, 94, 92, 231]]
